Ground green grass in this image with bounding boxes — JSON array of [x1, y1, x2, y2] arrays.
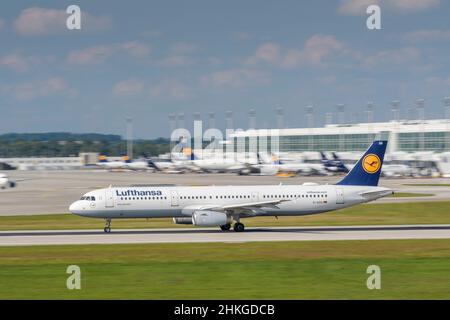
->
[[404, 184, 450, 187], [1, 240, 450, 299], [388, 192, 434, 197], [1, 201, 450, 231]]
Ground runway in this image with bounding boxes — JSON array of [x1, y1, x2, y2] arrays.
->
[[1, 224, 450, 246]]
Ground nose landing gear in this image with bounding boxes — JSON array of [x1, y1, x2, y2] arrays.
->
[[104, 218, 112, 233]]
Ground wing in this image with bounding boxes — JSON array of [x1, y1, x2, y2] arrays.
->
[[182, 199, 289, 217]]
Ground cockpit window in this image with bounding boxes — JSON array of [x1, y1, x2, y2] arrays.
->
[[80, 196, 95, 201]]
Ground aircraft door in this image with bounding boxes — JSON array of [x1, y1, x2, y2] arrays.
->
[[336, 188, 344, 204], [171, 190, 179, 206], [105, 189, 115, 208], [251, 192, 259, 202]]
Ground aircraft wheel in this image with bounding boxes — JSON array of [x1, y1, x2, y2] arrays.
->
[[233, 223, 245, 232], [220, 223, 231, 231], [104, 227, 111, 233]]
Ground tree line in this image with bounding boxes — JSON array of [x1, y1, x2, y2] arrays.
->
[[0, 133, 170, 158]]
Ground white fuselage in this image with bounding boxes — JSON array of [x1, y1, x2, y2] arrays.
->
[[96, 161, 126, 170], [69, 184, 392, 219], [192, 158, 247, 172]]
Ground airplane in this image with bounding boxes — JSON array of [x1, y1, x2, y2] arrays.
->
[[190, 152, 251, 173], [239, 153, 328, 176], [146, 158, 192, 174], [70, 140, 392, 233], [0, 173, 16, 189], [95, 155, 127, 170], [320, 152, 350, 173], [381, 164, 413, 178]]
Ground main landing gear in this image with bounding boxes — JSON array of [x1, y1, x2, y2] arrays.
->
[[104, 218, 112, 233], [220, 223, 231, 231], [219, 222, 245, 232], [233, 223, 245, 232]]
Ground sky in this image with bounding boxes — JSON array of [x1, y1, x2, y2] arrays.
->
[[1, 0, 450, 138]]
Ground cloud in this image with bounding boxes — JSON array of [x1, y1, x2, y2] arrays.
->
[[14, 7, 111, 36], [150, 80, 193, 99], [121, 41, 151, 57], [246, 35, 346, 68], [67, 41, 150, 64], [363, 47, 421, 67], [338, 0, 440, 16], [298, 34, 344, 65], [0, 19, 4, 30], [2, 77, 68, 101], [67, 45, 114, 64], [154, 42, 198, 67], [201, 69, 270, 88], [0, 53, 55, 72], [246, 42, 281, 65], [0, 53, 29, 72], [338, 0, 379, 16], [113, 79, 145, 96], [390, 0, 440, 11], [404, 29, 450, 42]]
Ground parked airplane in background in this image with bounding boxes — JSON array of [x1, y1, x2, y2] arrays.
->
[[0, 173, 16, 189], [147, 158, 196, 173], [190, 152, 252, 173], [321, 152, 349, 173], [381, 164, 413, 178], [70, 141, 392, 233], [96, 155, 127, 170], [239, 153, 328, 176]]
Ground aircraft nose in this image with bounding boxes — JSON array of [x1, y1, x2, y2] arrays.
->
[[69, 201, 83, 215]]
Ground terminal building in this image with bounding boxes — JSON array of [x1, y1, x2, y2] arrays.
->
[[230, 119, 450, 154], [0, 153, 99, 170]]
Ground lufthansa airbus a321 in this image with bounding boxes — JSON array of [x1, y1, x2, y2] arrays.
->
[[69, 141, 392, 233]]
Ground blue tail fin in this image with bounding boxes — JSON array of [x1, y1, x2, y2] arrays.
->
[[147, 159, 161, 171], [337, 141, 387, 186], [190, 152, 198, 161]]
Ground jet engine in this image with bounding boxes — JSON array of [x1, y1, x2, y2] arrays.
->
[[192, 210, 228, 227], [172, 217, 192, 225]]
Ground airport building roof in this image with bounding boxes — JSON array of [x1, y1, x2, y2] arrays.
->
[[230, 119, 450, 153], [231, 119, 450, 137]]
